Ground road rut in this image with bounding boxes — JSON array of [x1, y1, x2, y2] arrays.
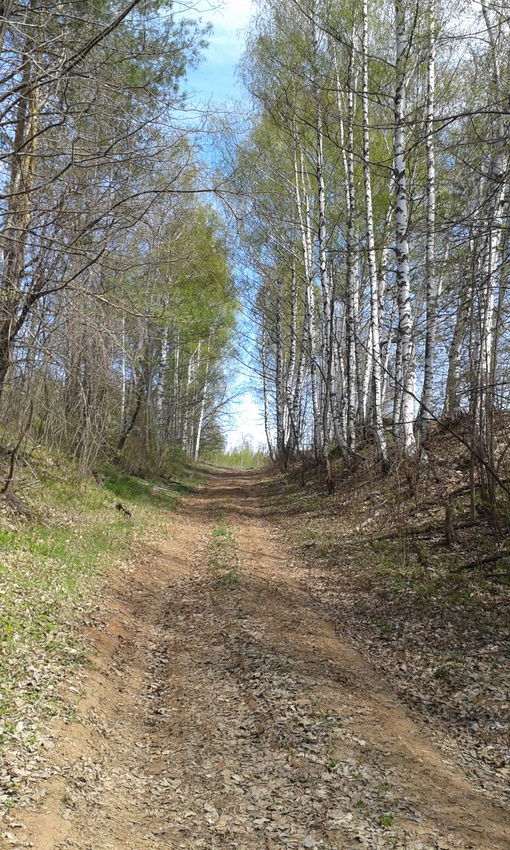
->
[[17, 469, 510, 850]]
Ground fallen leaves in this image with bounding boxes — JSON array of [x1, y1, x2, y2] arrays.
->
[[271, 452, 510, 814], [4, 469, 509, 850]]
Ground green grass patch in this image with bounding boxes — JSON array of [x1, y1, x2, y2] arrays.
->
[[0, 506, 132, 717], [103, 472, 187, 511], [212, 503, 226, 521], [0, 454, 191, 812], [208, 520, 239, 587]]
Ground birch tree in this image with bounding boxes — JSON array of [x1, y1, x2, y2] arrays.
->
[[418, 0, 438, 440], [223, 0, 510, 492], [358, 0, 389, 464], [392, 0, 417, 456]]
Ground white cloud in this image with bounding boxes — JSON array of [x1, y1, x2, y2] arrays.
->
[[205, 0, 252, 57], [208, 0, 253, 30], [186, 0, 253, 100]]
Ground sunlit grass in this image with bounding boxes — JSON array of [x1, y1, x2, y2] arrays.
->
[[0, 453, 195, 810], [208, 520, 239, 586]]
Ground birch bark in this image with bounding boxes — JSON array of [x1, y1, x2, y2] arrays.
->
[[194, 343, 210, 461], [361, 0, 388, 464], [293, 134, 322, 456], [261, 320, 275, 461], [155, 325, 168, 431], [286, 262, 301, 453], [172, 331, 180, 441], [472, 2, 509, 461], [120, 316, 127, 434], [393, 0, 417, 456], [443, 284, 470, 419], [419, 0, 440, 440], [332, 61, 354, 462], [314, 88, 334, 455], [334, 50, 358, 458], [275, 280, 286, 460], [345, 79, 358, 454]]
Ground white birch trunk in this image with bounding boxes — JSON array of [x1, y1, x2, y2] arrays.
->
[[183, 343, 199, 456], [293, 136, 322, 455], [315, 92, 335, 454], [393, 0, 417, 456], [419, 0, 439, 440], [332, 58, 356, 458], [362, 0, 388, 464], [194, 358, 209, 462], [473, 3, 509, 451], [261, 322, 275, 460], [120, 316, 126, 433], [155, 325, 168, 430], [345, 80, 358, 454], [172, 330, 180, 441], [286, 263, 301, 452], [275, 281, 286, 460], [183, 357, 193, 455], [378, 197, 393, 407]]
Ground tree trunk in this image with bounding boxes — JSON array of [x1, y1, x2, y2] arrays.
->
[[0, 12, 39, 399], [419, 0, 439, 441], [293, 133, 322, 457], [156, 325, 168, 431], [345, 78, 358, 455], [393, 0, 417, 457], [362, 0, 388, 464]]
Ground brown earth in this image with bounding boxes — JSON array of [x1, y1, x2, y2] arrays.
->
[[10, 469, 510, 850]]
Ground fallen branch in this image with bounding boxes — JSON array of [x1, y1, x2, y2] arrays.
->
[[3, 490, 37, 520], [363, 517, 483, 544], [453, 550, 510, 573]]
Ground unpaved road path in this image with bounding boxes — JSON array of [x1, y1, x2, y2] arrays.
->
[[17, 470, 510, 850]]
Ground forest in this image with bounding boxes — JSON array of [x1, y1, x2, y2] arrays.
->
[[0, 0, 509, 500], [0, 0, 237, 479], [0, 2, 510, 846], [224, 0, 510, 505]]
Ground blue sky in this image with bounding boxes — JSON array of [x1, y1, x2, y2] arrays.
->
[[187, 0, 253, 104], [184, 1, 267, 450]]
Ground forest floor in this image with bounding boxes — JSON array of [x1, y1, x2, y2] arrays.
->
[[3, 466, 510, 850]]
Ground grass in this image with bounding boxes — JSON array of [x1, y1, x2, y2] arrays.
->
[[103, 469, 196, 510], [0, 453, 193, 811], [208, 517, 239, 587]]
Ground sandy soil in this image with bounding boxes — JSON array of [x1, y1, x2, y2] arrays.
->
[[14, 469, 510, 850]]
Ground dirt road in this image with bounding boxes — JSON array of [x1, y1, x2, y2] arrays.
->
[[16, 470, 510, 850]]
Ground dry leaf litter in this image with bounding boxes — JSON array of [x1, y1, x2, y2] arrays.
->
[[2, 470, 509, 850]]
